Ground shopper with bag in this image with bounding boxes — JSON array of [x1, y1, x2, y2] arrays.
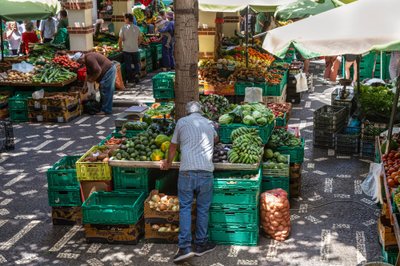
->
[[160, 102, 218, 263], [76, 52, 116, 115]]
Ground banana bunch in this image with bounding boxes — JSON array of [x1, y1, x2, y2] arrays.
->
[[231, 127, 258, 141], [133, 8, 145, 24], [228, 128, 263, 164]]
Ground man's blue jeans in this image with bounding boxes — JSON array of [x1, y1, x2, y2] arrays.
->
[[123, 51, 140, 82], [99, 65, 116, 114], [178, 170, 213, 249]]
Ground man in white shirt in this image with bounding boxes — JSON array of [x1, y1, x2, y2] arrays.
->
[[118, 13, 142, 85], [40, 17, 57, 43]]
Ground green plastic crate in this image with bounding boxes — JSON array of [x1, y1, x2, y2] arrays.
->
[[275, 113, 287, 127], [153, 89, 175, 99], [234, 82, 254, 96], [152, 72, 175, 90], [9, 109, 28, 122], [208, 223, 259, 246], [261, 176, 290, 196], [212, 188, 259, 206], [113, 167, 153, 191], [382, 245, 398, 265], [262, 154, 290, 177], [112, 129, 144, 138], [264, 71, 287, 96], [209, 205, 258, 225], [276, 138, 305, 164], [8, 93, 31, 110], [82, 191, 146, 225], [139, 49, 146, 60], [219, 122, 274, 144], [48, 188, 82, 207], [47, 156, 81, 190], [155, 170, 178, 195], [213, 168, 261, 190]]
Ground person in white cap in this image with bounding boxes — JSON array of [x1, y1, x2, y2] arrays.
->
[[161, 101, 218, 263]]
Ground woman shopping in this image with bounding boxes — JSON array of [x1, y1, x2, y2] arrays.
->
[[6, 22, 21, 55]]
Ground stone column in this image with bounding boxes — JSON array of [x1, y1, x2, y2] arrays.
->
[[63, 0, 94, 51], [111, 0, 131, 35]]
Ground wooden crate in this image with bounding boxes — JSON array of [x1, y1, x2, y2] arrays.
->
[[84, 219, 144, 245], [378, 215, 398, 248], [263, 86, 287, 104], [52, 206, 82, 225], [289, 163, 302, 198], [144, 222, 179, 243]]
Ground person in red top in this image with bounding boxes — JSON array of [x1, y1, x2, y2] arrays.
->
[[21, 22, 38, 55]]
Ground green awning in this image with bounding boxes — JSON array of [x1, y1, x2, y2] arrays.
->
[[0, 0, 60, 21], [274, 0, 353, 21]]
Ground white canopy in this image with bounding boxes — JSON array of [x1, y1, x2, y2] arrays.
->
[[262, 0, 400, 58], [198, 0, 296, 12]]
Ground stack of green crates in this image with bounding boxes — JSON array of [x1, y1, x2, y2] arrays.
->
[[8, 92, 31, 122], [145, 47, 153, 73], [150, 43, 162, 70], [261, 154, 290, 197], [152, 72, 175, 99], [208, 168, 261, 246], [47, 156, 82, 207]]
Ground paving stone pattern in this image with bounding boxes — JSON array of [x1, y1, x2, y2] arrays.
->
[[0, 64, 383, 265]]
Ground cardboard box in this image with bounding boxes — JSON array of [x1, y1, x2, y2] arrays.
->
[[80, 181, 112, 202]]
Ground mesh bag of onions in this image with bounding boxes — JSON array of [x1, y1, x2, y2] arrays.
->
[[260, 188, 290, 241]]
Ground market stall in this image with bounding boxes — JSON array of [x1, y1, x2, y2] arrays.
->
[[45, 94, 304, 245], [262, 0, 400, 263]]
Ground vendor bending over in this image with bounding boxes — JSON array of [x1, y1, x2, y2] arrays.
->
[[161, 101, 218, 263], [76, 52, 116, 115]]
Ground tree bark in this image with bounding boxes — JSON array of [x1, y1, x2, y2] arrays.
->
[[174, 0, 199, 119], [214, 12, 223, 60]]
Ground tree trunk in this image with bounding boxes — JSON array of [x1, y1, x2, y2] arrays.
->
[[174, 0, 199, 119], [214, 12, 223, 60]]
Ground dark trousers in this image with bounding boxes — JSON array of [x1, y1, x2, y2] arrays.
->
[[123, 51, 140, 82], [43, 38, 53, 43]]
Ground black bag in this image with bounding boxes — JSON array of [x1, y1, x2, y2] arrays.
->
[[83, 100, 101, 115]]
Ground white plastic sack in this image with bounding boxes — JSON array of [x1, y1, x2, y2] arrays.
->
[[244, 87, 263, 103], [295, 73, 308, 93], [361, 162, 384, 204], [12, 61, 35, 73], [32, 89, 44, 100]]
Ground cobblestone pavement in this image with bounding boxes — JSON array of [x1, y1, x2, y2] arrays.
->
[[0, 64, 382, 265]]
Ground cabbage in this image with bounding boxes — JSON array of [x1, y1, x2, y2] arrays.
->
[[252, 111, 262, 119], [256, 117, 268, 126], [241, 105, 253, 112], [242, 110, 251, 117], [219, 114, 233, 124], [243, 115, 256, 125]]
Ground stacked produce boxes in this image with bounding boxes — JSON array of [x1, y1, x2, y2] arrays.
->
[[145, 47, 153, 73], [150, 43, 162, 70], [8, 92, 31, 122], [144, 190, 186, 243], [28, 92, 81, 123], [82, 191, 146, 244], [262, 154, 290, 196], [47, 156, 82, 225], [0, 91, 10, 119], [360, 120, 387, 159], [208, 168, 261, 246], [313, 105, 347, 149], [152, 72, 175, 100], [0, 119, 14, 152]]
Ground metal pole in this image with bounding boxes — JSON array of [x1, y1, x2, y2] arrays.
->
[[245, 6, 249, 68], [0, 20, 4, 61], [380, 51, 383, 80], [386, 77, 400, 154]]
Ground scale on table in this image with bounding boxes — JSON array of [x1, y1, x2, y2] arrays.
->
[[114, 105, 149, 129], [338, 79, 352, 99]]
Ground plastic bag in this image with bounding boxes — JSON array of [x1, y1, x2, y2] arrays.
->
[[361, 162, 384, 204], [12, 61, 35, 73], [295, 73, 308, 93], [113, 61, 125, 91], [32, 89, 44, 100], [260, 188, 291, 241], [244, 87, 262, 103]]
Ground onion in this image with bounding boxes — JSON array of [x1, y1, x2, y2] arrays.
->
[[151, 194, 161, 203]]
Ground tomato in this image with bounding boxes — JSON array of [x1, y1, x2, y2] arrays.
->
[[388, 178, 396, 187]]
